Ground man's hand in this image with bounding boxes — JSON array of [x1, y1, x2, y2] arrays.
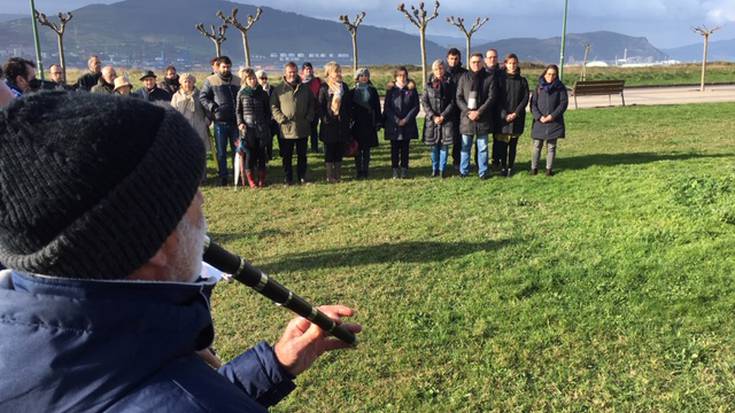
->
[[274, 305, 362, 377], [468, 111, 479, 121], [238, 124, 246, 132], [398, 119, 407, 127], [506, 113, 517, 122], [434, 115, 444, 125]]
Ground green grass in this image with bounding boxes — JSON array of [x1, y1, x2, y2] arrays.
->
[[203, 102, 735, 412]]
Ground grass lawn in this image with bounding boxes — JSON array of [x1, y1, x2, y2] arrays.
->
[[63, 63, 735, 94], [202, 102, 735, 412]]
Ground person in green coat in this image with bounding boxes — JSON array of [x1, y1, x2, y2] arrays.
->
[[270, 62, 315, 185]]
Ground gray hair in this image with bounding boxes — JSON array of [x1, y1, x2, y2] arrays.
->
[[431, 59, 446, 71]]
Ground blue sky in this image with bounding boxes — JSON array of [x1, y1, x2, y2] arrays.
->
[[3, 0, 734, 48]]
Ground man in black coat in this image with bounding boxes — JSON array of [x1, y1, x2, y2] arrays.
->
[[43, 64, 72, 91], [75, 55, 102, 92], [199, 56, 241, 186], [485, 48, 505, 171], [456, 53, 497, 179], [446, 48, 467, 171], [136, 71, 172, 102]]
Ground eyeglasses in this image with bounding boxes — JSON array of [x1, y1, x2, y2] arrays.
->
[[259, 77, 268, 80]]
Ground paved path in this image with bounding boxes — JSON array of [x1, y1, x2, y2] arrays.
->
[[569, 84, 735, 110], [406, 84, 735, 117]]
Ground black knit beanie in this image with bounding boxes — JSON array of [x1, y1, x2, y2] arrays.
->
[[0, 91, 205, 279]]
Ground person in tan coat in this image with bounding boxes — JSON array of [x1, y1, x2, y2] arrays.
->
[[270, 61, 315, 185], [171, 73, 211, 154]]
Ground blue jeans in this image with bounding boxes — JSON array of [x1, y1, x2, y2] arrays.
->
[[461, 134, 488, 176], [214, 122, 238, 178], [430, 144, 448, 172]]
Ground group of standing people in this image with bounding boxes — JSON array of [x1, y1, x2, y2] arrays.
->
[[418, 48, 569, 179], [2, 49, 569, 186]]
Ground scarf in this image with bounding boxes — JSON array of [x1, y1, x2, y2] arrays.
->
[[178, 89, 196, 112], [326, 80, 344, 115], [505, 67, 521, 79], [240, 84, 257, 97], [353, 83, 371, 109], [217, 72, 233, 83], [164, 75, 180, 89], [431, 74, 443, 90], [285, 75, 301, 89], [470, 69, 487, 94], [539, 76, 561, 93]]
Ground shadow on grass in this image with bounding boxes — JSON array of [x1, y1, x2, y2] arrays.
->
[[259, 238, 516, 273], [558, 152, 733, 171]]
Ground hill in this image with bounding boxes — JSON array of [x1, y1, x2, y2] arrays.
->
[[663, 38, 735, 62], [474, 31, 667, 64], [0, 0, 446, 69], [0, 14, 23, 23]]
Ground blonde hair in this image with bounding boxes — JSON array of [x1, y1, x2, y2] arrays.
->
[[238, 68, 256, 85], [323, 61, 341, 80], [179, 72, 196, 83]]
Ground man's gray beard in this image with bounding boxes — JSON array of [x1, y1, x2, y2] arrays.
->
[[172, 214, 207, 283]]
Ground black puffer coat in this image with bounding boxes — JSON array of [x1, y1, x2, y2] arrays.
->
[[421, 76, 456, 146], [199, 73, 241, 124], [456, 70, 497, 136], [530, 77, 568, 140], [236, 86, 273, 148], [499, 69, 530, 136], [487, 65, 506, 134], [318, 82, 353, 144], [351, 84, 381, 148], [383, 84, 419, 141]]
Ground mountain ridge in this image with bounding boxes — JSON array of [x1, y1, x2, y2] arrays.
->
[[0, 0, 679, 68]]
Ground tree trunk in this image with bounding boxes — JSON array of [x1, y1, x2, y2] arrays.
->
[[419, 27, 427, 87], [700, 35, 709, 92], [465, 35, 471, 68], [215, 41, 222, 58], [57, 36, 66, 84], [242, 32, 251, 68], [351, 33, 358, 74]]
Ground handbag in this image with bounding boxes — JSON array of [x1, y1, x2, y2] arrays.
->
[[343, 139, 359, 157]]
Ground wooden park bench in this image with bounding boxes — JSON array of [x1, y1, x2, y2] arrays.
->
[[571, 80, 626, 109]]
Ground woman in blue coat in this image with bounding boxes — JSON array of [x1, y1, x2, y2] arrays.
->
[[383, 66, 420, 179], [530, 64, 568, 176]]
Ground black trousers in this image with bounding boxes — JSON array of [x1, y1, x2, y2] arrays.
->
[[324, 142, 345, 163], [496, 137, 519, 169], [244, 145, 267, 170], [310, 119, 320, 151], [390, 140, 410, 169], [281, 138, 308, 181], [355, 146, 371, 174]]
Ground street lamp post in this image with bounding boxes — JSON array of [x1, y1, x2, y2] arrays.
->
[[559, 0, 569, 82], [29, 0, 44, 80]]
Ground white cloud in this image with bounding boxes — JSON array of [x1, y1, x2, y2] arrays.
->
[[705, 0, 735, 23]]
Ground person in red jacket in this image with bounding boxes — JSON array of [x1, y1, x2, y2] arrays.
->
[[301, 62, 322, 153]]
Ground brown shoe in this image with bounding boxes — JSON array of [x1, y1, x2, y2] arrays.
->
[[545, 168, 554, 177]]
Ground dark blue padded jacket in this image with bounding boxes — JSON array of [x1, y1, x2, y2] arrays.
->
[[0, 270, 295, 412]]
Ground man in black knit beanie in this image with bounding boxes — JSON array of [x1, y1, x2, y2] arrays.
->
[[0, 92, 360, 412]]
